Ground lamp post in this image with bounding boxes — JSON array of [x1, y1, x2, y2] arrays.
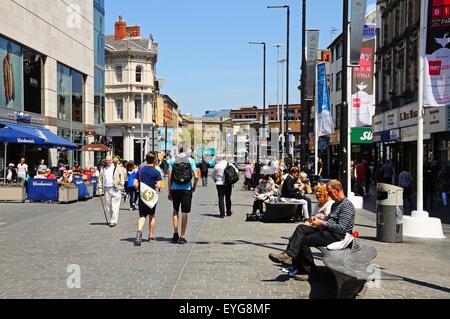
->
[[278, 57, 287, 161], [140, 87, 144, 164], [274, 44, 283, 123], [268, 5, 290, 161], [249, 41, 266, 160]]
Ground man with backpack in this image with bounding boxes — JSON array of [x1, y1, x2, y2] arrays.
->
[[168, 142, 199, 244], [212, 154, 239, 218]]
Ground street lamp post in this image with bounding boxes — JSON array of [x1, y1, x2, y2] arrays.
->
[[249, 41, 266, 160], [278, 58, 287, 161], [268, 5, 290, 161], [140, 87, 144, 164]]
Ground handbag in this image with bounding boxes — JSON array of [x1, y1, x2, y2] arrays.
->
[[140, 181, 158, 209], [25, 173, 30, 182]]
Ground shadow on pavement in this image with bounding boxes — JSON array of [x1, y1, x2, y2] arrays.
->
[[355, 223, 376, 229], [89, 222, 109, 226], [261, 274, 291, 283]]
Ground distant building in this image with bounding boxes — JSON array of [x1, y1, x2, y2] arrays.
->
[[105, 16, 158, 163]]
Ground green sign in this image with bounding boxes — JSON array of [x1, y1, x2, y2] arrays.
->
[[351, 128, 373, 144]]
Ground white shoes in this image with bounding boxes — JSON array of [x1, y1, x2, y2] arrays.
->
[[281, 267, 299, 277], [327, 233, 354, 251]]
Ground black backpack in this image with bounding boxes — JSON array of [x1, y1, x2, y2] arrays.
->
[[172, 156, 193, 185], [224, 163, 239, 185]]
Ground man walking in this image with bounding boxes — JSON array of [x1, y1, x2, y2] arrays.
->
[[200, 158, 209, 187], [212, 155, 238, 218], [269, 180, 355, 281], [133, 153, 162, 246], [97, 156, 126, 227], [168, 143, 199, 244], [399, 168, 414, 210]]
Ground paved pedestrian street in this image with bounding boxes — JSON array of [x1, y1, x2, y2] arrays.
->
[[0, 181, 449, 299]]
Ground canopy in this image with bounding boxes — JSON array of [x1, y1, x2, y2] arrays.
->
[[80, 142, 111, 152], [0, 121, 77, 150]]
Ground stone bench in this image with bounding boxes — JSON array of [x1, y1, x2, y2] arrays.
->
[[316, 240, 380, 299]]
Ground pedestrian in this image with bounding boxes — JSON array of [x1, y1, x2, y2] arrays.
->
[[268, 180, 355, 281], [212, 154, 238, 218], [161, 156, 169, 177], [17, 157, 28, 183], [437, 163, 450, 207], [398, 168, 414, 210], [355, 160, 366, 196], [36, 159, 47, 176], [317, 158, 323, 180], [133, 153, 162, 246], [350, 160, 356, 192], [168, 142, 199, 244], [423, 163, 435, 209], [6, 163, 17, 183], [97, 156, 126, 227], [200, 158, 209, 187], [126, 162, 139, 211], [252, 173, 276, 215], [364, 160, 372, 195], [381, 160, 395, 185], [44, 168, 56, 180]]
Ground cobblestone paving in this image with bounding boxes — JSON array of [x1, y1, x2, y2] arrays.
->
[[0, 180, 449, 299]]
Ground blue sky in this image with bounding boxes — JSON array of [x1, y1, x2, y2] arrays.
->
[[105, 0, 376, 116]]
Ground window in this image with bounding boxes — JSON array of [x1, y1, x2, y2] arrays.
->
[[336, 71, 342, 91], [115, 99, 123, 120], [135, 98, 142, 118], [116, 66, 122, 83], [71, 70, 83, 123], [336, 43, 342, 60], [94, 66, 105, 125], [136, 65, 142, 83], [330, 73, 334, 92], [57, 64, 72, 120], [331, 48, 334, 63]]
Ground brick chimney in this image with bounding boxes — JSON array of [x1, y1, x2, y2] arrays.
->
[[114, 16, 127, 41], [126, 25, 141, 38]]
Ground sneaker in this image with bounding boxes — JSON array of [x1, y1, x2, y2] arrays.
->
[[172, 233, 180, 243], [178, 237, 187, 245], [109, 223, 117, 228], [288, 269, 299, 277], [327, 233, 354, 251], [148, 236, 155, 243], [280, 266, 296, 274], [134, 231, 142, 246], [268, 252, 292, 266], [129, 207, 133, 212]]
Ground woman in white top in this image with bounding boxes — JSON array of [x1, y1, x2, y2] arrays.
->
[[304, 184, 334, 226], [17, 158, 28, 182]]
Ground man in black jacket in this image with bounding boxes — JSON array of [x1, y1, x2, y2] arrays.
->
[[281, 167, 300, 198], [200, 158, 209, 187]]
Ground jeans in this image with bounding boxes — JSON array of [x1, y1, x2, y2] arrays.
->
[[253, 199, 264, 214], [217, 184, 232, 216], [127, 186, 138, 208], [202, 175, 208, 186], [402, 187, 414, 209], [286, 224, 341, 274]]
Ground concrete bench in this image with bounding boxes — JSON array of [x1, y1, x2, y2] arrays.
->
[[316, 240, 380, 299]]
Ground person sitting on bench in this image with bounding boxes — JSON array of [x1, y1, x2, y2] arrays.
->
[[269, 180, 355, 281], [252, 174, 276, 214], [304, 184, 334, 226]]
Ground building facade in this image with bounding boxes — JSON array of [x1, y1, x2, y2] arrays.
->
[[374, 0, 450, 178], [105, 16, 158, 163], [0, 0, 105, 171]]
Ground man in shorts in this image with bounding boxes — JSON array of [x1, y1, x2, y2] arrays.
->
[[168, 142, 199, 244], [133, 153, 162, 246]]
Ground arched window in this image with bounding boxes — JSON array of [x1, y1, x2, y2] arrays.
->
[[136, 65, 142, 83]]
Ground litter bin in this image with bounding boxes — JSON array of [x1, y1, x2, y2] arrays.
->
[[376, 183, 404, 243]]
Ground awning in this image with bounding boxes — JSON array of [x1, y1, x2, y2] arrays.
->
[[0, 121, 77, 150]]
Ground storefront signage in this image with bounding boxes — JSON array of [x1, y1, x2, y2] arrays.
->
[[372, 114, 384, 133], [384, 109, 399, 130], [390, 129, 400, 141], [401, 126, 431, 142], [399, 103, 419, 128], [351, 127, 373, 144], [27, 179, 58, 201], [425, 106, 447, 134]]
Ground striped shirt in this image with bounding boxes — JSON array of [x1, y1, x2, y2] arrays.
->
[[324, 198, 355, 236]]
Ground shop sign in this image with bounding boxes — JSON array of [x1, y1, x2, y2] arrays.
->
[[372, 114, 384, 133], [401, 126, 431, 142], [425, 106, 447, 134], [384, 109, 399, 130], [380, 131, 391, 142], [399, 103, 419, 128], [351, 127, 373, 144]]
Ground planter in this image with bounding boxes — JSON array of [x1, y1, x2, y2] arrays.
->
[[58, 187, 78, 204], [0, 186, 26, 202], [84, 182, 94, 199]]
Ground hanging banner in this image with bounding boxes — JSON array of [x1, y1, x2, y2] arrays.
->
[[350, 0, 367, 65], [305, 30, 319, 100], [316, 63, 335, 136], [351, 23, 376, 127], [424, 0, 450, 107], [0, 37, 23, 111]]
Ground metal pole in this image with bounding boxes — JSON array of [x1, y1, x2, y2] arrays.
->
[[314, 65, 319, 176], [164, 120, 168, 156], [285, 6, 290, 160], [416, 0, 428, 214], [300, 0, 307, 166], [340, 0, 349, 195], [3, 142, 7, 184], [263, 42, 266, 158], [141, 87, 144, 164], [275, 45, 281, 123]]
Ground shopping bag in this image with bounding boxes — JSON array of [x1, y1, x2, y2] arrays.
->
[[140, 182, 158, 209]]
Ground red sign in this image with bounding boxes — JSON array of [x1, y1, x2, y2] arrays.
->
[[429, 60, 442, 75]]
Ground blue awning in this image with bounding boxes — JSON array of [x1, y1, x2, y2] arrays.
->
[[0, 122, 78, 150]]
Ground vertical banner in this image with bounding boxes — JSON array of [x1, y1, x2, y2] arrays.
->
[[350, 0, 367, 65], [351, 23, 376, 127], [306, 30, 319, 100], [424, 0, 450, 107], [0, 37, 23, 111], [316, 63, 335, 136]]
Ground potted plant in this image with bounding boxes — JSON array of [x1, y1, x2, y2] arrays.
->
[[0, 182, 26, 203], [58, 183, 78, 204]]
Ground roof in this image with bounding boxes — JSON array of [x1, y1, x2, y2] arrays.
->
[[202, 110, 231, 118], [328, 33, 343, 49], [161, 94, 179, 109], [105, 35, 155, 53]]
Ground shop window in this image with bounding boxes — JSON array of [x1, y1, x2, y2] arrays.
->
[[23, 49, 42, 114]]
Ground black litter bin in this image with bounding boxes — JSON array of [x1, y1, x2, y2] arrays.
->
[[376, 183, 404, 243]]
